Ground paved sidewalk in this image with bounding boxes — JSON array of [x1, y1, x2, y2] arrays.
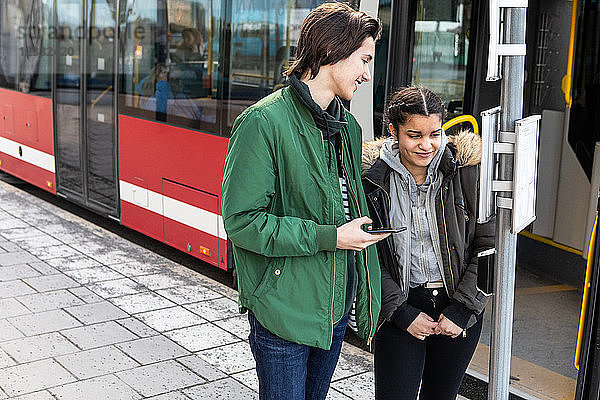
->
[[0, 179, 378, 400]]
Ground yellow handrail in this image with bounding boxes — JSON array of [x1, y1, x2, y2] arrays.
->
[[442, 114, 479, 134], [575, 216, 597, 370], [561, 0, 578, 109]]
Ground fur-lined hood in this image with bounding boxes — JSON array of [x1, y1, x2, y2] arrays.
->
[[361, 130, 482, 177]]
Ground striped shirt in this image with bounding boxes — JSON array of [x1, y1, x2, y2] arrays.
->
[[340, 176, 359, 333]]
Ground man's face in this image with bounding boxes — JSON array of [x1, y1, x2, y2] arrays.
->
[[328, 37, 375, 101]]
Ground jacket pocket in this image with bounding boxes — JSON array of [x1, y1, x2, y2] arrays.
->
[[252, 257, 286, 299]]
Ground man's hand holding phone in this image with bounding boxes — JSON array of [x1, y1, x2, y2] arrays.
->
[[336, 216, 392, 250]]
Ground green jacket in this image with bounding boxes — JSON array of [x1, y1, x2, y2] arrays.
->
[[222, 86, 381, 349]]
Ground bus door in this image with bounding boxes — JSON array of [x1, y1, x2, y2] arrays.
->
[[53, 0, 118, 218]]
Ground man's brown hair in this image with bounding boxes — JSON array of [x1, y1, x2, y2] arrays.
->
[[285, 2, 381, 79]]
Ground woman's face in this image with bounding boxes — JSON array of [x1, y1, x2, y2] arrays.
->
[[390, 114, 443, 174]]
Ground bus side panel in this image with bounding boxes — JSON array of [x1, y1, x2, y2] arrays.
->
[[0, 89, 56, 194], [118, 114, 229, 269]]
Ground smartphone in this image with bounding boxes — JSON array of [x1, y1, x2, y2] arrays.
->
[[368, 227, 407, 234]]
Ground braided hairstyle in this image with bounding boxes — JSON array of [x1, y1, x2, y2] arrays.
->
[[385, 87, 445, 134]]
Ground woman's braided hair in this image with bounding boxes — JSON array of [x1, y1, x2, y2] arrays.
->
[[385, 87, 446, 133]]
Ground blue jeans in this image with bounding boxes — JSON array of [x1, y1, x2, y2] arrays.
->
[[248, 312, 348, 400]]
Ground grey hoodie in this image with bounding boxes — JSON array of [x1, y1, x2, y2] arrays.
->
[[379, 134, 449, 291]]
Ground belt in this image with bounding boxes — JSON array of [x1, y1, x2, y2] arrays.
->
[[424, 281, 444, 289]]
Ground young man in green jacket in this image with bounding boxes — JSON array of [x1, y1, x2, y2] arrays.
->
[[222, 3, 387, 399]]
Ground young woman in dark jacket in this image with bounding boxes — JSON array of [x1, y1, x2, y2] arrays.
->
[[362, 87, 496, 400]]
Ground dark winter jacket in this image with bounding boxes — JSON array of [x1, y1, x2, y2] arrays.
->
[[361, 131, 495, 330]]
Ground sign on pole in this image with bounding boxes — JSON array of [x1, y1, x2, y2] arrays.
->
[[512, 115, 541, 233]]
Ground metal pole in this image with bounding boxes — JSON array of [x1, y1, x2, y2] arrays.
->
[[488, 6, 527, 400]]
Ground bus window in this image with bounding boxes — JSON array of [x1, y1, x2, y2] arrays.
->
[[411, 0, 471, 119], [119, 0, 221, 134], [0, 0, 52, 96], [224, 0, 332, 134]]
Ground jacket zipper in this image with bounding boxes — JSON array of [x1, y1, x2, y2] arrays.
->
[[322, 138, 336, 349], [341, 140, 374, 347], [440, 187, 456, 292], [416, 190, 430, 282]]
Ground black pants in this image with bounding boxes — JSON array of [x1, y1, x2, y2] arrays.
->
[[374, 286, 483, 400]]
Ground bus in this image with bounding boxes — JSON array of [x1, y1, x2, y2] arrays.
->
[[0, 0, 598, 284]]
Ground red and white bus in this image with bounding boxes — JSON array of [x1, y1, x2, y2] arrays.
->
[[1, 0, 598, 285]]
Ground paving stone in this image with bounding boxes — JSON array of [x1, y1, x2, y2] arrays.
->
[[68, 287, 104, 303], [164, 323, 240, 352], [110, 291, 176, 314], [116, 335, 190, 364], [65, 301, 129, 324], [0, 220, 32, 232], [109, 261, 174, 277], [27, 245, 84, 260], [0, 332, 79, 363], [8, 309, 81, 335], [55, 346, 140, 379], [0, 251, 39, 266], [197, 279, 238, 301], [46, 255, 102, 271], [64, 266, 125, 285], [0, 298, 31, 319], [0, 358, 76, 396], [116, 360, 201, 397], [55, 231, 101, 243], [62, 321, 138, 350], [0, 264, 40, 281], [116, 317, 158, 338], [36, 222, 80, 236], [16, 290, 85, 312], [0, 280, 36, 298], [184, 297, 239, 322], [212, 314, 250, 340], [147, 391, 189, 400], [135, 306, 206, 332], [176, 354, 226, 382], [8, 390, 56, 400], [0, 348, 16, 368], [69, 240, 112, 254], [330, 371, 374, 400], [331, 342, 373, 382], [50, 374, 141, 400], [196, 341, 255, 374], [183, 378, 257, 400], [12, 235, 63, 250], [27, 261, 58, 275], [23, 274, 79, 292], [231, 369, 259, 392], [326, 389, 353, 400], [156, 285, 223, 304], [0, 319, 24, 342], [132, 274, 195, 290], [88, 278, 147, 298], [0, 241, 23, 252], [89, 250, 137, 265]]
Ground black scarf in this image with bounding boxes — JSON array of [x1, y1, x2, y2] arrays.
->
[[289, 73, 347, 143], [290, 73, 347, 170]]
